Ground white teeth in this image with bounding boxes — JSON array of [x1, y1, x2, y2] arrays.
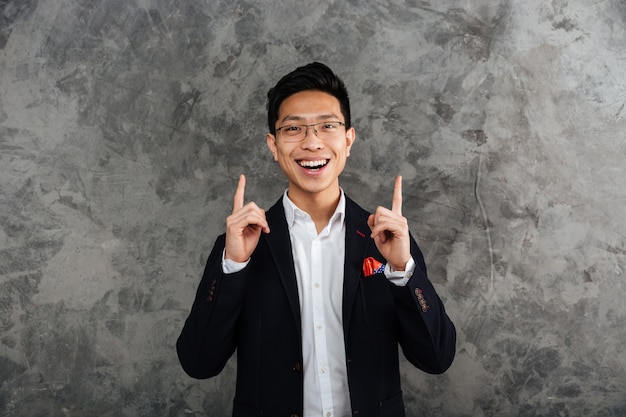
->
[[298, 159, 328, 168]]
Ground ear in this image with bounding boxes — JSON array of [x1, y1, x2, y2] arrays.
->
[[345, 127, 356, 157], [266, 132, 278, 161]]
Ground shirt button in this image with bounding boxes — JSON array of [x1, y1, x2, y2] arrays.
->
[[320, 367, 327, 374], [314, 282, 320, 288]]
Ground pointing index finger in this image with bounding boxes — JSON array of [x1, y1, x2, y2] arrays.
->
[[391, 175, 402, 215], [233, 174, 246, 213]]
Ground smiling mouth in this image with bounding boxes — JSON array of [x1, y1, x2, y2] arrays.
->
[[297, 159, 329, 170]]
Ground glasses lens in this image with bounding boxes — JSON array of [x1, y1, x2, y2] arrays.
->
[[318, 122, 342, 138], [281, 125, 304, 142]]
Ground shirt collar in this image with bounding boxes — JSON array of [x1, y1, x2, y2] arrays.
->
[[282, 189, 346, 231]]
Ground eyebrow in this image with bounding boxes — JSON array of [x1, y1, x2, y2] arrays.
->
[[280, 113, 342, 123]]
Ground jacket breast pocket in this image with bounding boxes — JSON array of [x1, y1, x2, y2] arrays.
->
[[360, 273, 396, 330]]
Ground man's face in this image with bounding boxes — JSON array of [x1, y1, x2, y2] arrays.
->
[[266, 90, 355, 204]]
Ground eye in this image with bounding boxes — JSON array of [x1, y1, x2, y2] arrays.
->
[[281, 125, 303, 135], [321, 122, 339, 130]]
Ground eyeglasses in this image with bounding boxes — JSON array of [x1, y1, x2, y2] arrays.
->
[[275, 121, 346, 143]]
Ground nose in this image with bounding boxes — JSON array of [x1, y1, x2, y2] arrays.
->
[[300, 125, 323, 149], [303, 125, 318, 139]]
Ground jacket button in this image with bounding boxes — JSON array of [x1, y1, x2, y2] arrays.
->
[[292, 361, 301, 372], [290, 414, 299, 417]]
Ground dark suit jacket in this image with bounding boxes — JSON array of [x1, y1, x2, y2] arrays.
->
[[177, 195, 456, 417]]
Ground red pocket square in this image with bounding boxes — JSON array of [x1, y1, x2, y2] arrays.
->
[[362, 257, 385, 277]]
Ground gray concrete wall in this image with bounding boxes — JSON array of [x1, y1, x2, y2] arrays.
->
[[1, 0, 625, 416]]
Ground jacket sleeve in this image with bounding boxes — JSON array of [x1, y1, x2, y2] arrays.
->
[[176, 234, 248, 379], [388, 235, 456, 374]]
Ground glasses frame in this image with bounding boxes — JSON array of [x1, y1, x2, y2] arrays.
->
[[275, 121, 346, 143]]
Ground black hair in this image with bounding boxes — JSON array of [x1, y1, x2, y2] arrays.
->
[[266, 62, 351, 135]]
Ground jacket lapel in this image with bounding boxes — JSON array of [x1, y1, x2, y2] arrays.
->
[[263, 199, 302, 340], [262, 196, 371, 345], [342, 197, 372, 334]]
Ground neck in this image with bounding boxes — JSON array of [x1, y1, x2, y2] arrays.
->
[[287, 187, 341, 233]]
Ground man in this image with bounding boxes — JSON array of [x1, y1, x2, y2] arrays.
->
[[177, 62, 456, 417]]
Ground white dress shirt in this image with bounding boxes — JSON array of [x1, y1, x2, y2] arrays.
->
[[223, 190, 415, 417], [283, 192, 351, 417]]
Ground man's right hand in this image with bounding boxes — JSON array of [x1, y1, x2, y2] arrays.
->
[[224, 174, 270, 262]]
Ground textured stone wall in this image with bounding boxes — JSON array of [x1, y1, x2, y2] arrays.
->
[[1, 0, 625, 416]]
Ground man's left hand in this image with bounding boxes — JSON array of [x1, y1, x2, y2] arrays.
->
[[367, 176, 411, 271]]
